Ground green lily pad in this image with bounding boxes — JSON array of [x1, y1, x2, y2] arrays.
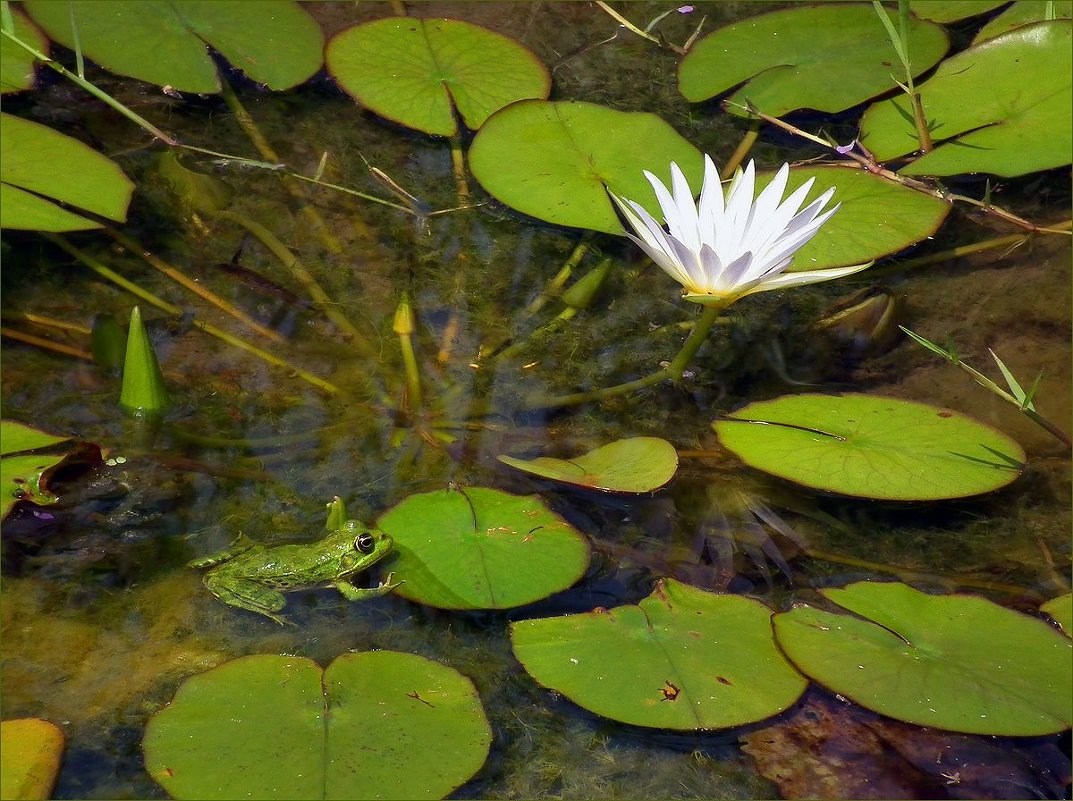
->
[[326, 17, 550, 137], [678, 4, 948, 116], [1, 420, 81, 519], [143, 651, 491, 800], [974, 0, 1072, 43], [908, 1, 1007, 23], [497, 437, 678, 493], [1, 113, 134, 231], [469, 100, 703, 233], [510, 578, 807, 730], [1, 5, 48, 94], [860, 20, 1072, 176], [758, 166, 950, 271], [772, 581, 1073, 736], [376, 486, 590, 610], [1041, 592, 1073, 637], [0, 718, 65, 801], [23, 0, 323, 93], [713, 393, 1024, 501]]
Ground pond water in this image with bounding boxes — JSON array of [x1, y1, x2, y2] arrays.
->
[[2, 2, 1070, 799]]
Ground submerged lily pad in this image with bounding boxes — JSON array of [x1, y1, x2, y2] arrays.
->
[[0, 718, 65, 801], [377, 486, 590, 610], [144, 651, 491, 800], [713, 393, 1024, 500], [1, 113, 134, 231], [1, 5, 48, 94], [773, 582, 1073, 736], [326, 17, 550, 136], [758, 166, 949, 270], [469, 99, 703, 233], [510, 578, 807, 730], [860, 20, 1072, 176], [678, 4, 948, 116], [23, 0, 323, 93], [497, 437, 678, 493]]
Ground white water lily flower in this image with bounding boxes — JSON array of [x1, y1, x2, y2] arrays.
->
[[610, 156, 870, 307]]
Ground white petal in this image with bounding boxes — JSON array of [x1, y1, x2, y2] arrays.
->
[[668, 161, 701, 253], [644, 169, 692, 248], [743, 261, 873, 296], [696, 154, 725, 245]]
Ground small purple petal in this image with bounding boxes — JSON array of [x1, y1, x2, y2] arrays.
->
[[677, 5, 694, 13], [835, 140, 857, 155]]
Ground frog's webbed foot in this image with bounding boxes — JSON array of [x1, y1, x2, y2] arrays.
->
[[203, 575, 290, 625], [186, 533, 258, 569], [333, 573, 403, 602]]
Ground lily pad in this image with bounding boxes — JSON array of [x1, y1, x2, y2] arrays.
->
[[23, 0, 323, 93], [0, 718, 65, 800], [144, 651, 490, 800], [908, 1, 1007, 23], [713, 393, 1025, 501], [860, 20, 1072, 176], [510, 578, 807, 730], [376, 486, 590, 610], [1, 5, 48, 94], [758, 166, 950, 271], [1041, 592, 1073, 637], [326, 17, 550, 137], [1, 420, 85, 519], [678, 4, 948, 116], [772, 581, 1073, 736], [469, 100, 703, 233], [1, 113, 134, 231], [497, 437, 678, 493], [974, 0, 1072, 43]]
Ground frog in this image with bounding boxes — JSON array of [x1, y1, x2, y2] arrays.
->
[[187, 520, 401, 624]]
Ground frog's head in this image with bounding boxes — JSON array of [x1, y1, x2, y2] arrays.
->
[[336, 520, 394, 569]]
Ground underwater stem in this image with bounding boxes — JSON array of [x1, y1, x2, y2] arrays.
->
[[0, 326, 93, 361]]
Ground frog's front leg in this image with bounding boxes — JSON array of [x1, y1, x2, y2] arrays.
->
[[204, 574, 289, 625], [332, 573, 403, 602]]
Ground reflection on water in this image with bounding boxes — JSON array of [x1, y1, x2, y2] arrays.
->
[[2, 2, 1070, 799]]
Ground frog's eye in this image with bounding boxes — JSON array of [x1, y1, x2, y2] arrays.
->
[[355, 532, 376, 554]]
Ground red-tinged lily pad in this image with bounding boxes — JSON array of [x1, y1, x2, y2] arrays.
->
[[973, 0, 1072, 43], [1041, 592, 1072, 637], [1, 420, 98, 519], [377, 486, 590, 610], [713, 393, 1025, 500], [772, 581, 1073, 736], [326, 17, 550, 137], [510, 578, 808, 730], [0, 5, 48, 94], [0, 718, 65, 801], [497, 437, 678, 493], [143, 651, 491, 800]]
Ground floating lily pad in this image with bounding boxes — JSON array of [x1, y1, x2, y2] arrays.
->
[[326, 17, 550, 136], [713, 393, 1024, 501], [773, 581, 1073, 736], [497, 437, 678, 493], [143, 651, 491, 800], [1041, 592, 1073, 637], [1, 5, 48, 94], [1, 420, 86, 519], [758, 166, 949, 271], [1, 113, 134, 231], [23, 0, 322, 93], [860, 20, 1072, 176], [469, 99, 703, 233], [376, 486, 590, 610], [908, 0, 1007, 23], [0, 719, 65, 801], [510, 578, 807, 730], [678, 4, 948, 116], [974, 0, 1072, 43]]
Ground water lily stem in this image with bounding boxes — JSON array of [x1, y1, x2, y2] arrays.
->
[[103, 227, 285, 344], [43, 234, 340, 394], [723, 122, 759, 178], [520, 304, 724, 409], [449, 134, 470, 203], [0, 326, 93, 361]]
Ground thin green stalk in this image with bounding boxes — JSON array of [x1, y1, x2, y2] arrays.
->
[[449, 134, 470, 203], [394, 293, 423, 412], [520, 304, 724, 410], [722, 121, 759, 178], [43, 233, 340, 394]]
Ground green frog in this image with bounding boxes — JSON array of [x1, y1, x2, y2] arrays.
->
[[187, 521, 400, 624]]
